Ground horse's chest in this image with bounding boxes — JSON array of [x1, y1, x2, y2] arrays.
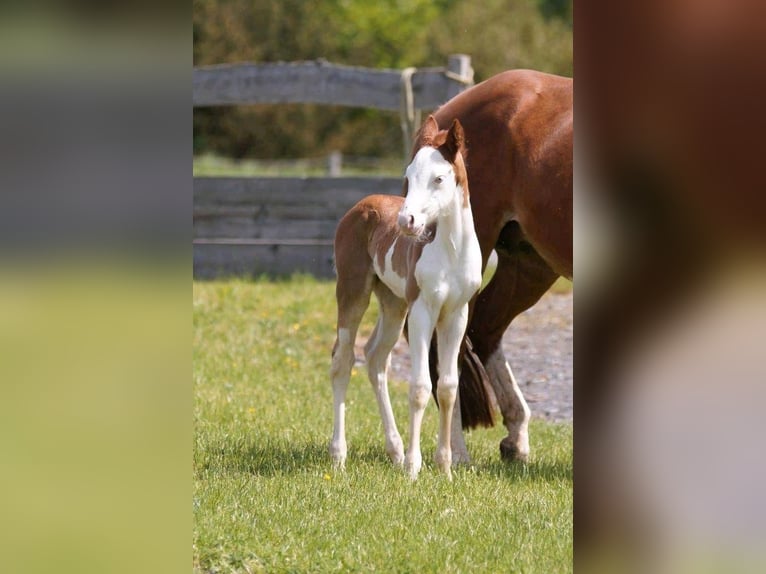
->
[[415, 244, 481, 307]]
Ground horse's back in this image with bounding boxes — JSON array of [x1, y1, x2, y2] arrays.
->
[[431, 69, 573, 278], [334, 194, 405, 279], [434, 70, 571, 133], [335, 194, 402, 246]]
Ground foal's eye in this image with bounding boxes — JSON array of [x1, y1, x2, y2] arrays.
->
[[434, 176, 444, 185]]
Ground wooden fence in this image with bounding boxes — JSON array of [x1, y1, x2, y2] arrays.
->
[[193, 55, 473, 278]]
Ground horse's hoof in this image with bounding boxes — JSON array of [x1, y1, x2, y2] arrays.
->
[[386, 438, 404, 466], [434, 450, 452, 475], [451, 450, 472, 466], [329, 443, 347, 469], [389, 451, 404, 467], [404, 455, 422, 480], [499, 439, 529, 463], [406, 466, 420, 481]]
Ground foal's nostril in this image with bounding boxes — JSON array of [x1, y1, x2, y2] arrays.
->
[[397, 211, 418, 234]]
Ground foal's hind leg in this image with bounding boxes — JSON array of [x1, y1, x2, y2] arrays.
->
[[365, 284, 407, 465], [330, 273, 373, 469]]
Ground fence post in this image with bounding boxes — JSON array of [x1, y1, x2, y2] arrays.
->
[[446, 54, 474, 100], [327, 151, 342, 176]]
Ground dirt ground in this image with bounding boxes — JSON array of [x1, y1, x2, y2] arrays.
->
[[355, 290, 573, 423], [499, 291, 573, 422]]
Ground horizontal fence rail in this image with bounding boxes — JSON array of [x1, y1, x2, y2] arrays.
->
[[193, 56, 472, 110], [193, 176, 403, 278]]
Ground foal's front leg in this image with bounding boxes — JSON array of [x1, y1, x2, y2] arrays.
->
[[434, 304, 469, 480], [404, 299, 438, 480]]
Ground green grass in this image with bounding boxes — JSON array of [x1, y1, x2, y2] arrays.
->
[[194, 276, 572, 573], [193, 153, 403, 177]]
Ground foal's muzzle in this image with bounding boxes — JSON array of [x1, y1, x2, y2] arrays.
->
[[397, 211, 421, 236]]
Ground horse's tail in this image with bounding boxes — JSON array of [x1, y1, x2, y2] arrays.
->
[[429, 335, 495, 429]]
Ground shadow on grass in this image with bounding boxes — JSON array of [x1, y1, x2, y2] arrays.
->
[[197, 434, 571, 482], [477, 458, 573, 482], [196, 437, 401, 477]]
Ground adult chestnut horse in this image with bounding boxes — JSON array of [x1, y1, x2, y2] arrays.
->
[[415, 69, 572, 463]]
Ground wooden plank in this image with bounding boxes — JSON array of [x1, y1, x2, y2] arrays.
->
[[193, 177, 402, 241], [193, 60, 457, 110], [194, 176, 402, 203], [193, 215, 340, 240], [194, 238, 334, 246], [193, 242, 336, 279]]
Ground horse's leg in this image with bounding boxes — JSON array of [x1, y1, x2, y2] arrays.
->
[[365, 284, 408, 465], [404, 298, 438, 480], [467, 228, 557, 461], [486, 349, 531, 462], [450, 393, 471, 464], [433, 304, 470, 480], [330, 273, 374, 469]]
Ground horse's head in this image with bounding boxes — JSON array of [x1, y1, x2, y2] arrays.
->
[[398, 116, 468, 237]]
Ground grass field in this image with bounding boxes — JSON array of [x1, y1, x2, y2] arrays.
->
[[193, 277, 572, 573]]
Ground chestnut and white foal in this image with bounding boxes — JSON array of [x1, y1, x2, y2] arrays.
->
[[329, 117, 482, 480]]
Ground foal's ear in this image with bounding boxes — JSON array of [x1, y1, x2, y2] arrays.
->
[[444, 118, 465, 160], [418, 115, 440, 146]]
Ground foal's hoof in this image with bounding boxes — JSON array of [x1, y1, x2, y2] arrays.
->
[[386, 438, 405, 466], [404, 455, 422, 481], [329, 443, 347, 470], [388, 451, 404, 467], [499, 438, 529, 463]]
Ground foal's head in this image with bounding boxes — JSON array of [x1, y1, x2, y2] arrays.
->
[[398, 116, 468, 237]]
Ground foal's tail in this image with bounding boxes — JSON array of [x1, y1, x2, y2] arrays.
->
[[429, 336, 495, 429]]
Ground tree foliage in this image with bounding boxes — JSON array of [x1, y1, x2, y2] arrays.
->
[[193, 0, 572, 159]]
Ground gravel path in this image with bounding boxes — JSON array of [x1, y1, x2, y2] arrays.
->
[[501, 291, 573, 422], [355, 290, 573, 423]]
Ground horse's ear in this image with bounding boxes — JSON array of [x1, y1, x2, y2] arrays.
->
[[444, 118, 465, 160], [418, 115, 440, 146]]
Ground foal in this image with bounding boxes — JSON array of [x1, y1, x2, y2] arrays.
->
[[330, 117, 482, 480]]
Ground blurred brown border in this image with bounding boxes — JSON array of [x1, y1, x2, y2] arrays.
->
[[575, 0, 766, 568]]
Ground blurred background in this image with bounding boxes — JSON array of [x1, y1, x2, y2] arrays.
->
[[193, 0, 572, 172], [576, 1, 766, 572]]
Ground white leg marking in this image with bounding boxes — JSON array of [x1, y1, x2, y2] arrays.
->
[[486, 348, 531, 462], [404, 300, 437, 480], [433, 304, 469, 480], [329, 327, 354, 468]]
